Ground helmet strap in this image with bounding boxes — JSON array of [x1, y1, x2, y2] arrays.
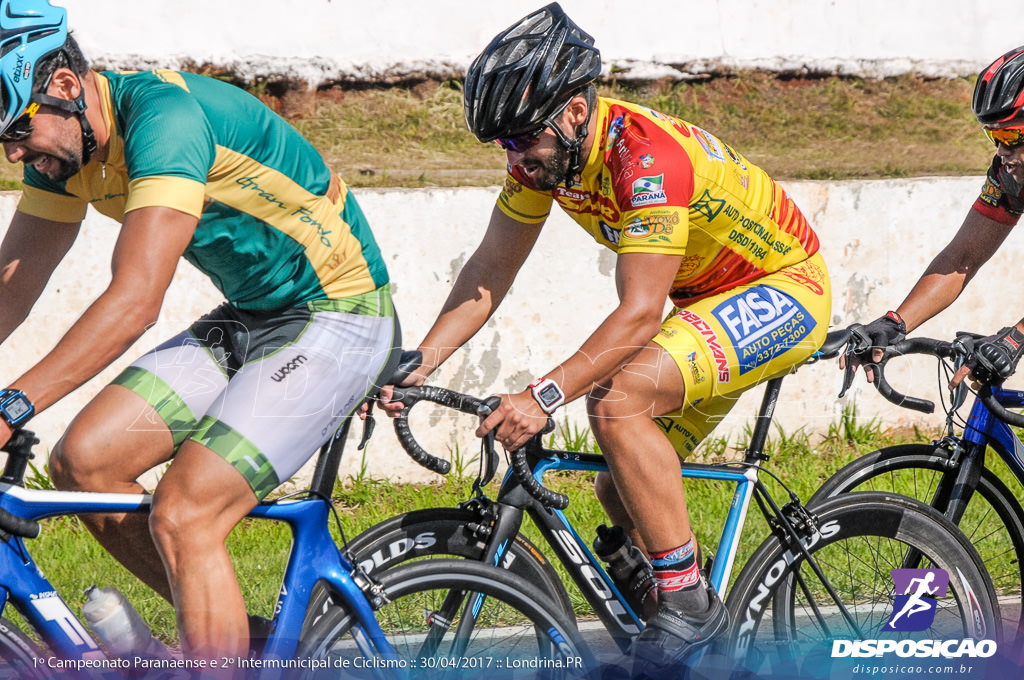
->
[[544, 87, 596, 187], [30, 72, 96, 164]]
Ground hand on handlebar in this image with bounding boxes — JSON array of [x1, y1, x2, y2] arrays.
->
[[373, 373, 428, 418], [476, 390, 551, 452], [950, 325, 1024, 390], [358, 348, 430, 420], [839, 312, 907, 383]]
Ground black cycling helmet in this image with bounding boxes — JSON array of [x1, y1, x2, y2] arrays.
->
[[464, 2, 601, 143], [973, 46, 1024, 126]]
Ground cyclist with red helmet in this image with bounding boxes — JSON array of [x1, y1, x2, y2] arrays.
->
[[846, 46, 1024, 387], [0, 0, 398, 662], [382, 3, 832, 671]]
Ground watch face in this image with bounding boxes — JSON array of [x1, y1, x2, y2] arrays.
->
[[3, 396, 30, 422], [537, 383, 562, 406]]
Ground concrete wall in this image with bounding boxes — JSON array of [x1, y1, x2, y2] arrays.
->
[[4, 177, 1022, 484], [63, 1, 1019, 83]]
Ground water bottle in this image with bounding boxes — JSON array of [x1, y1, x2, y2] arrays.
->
[[82, 585, 167, 658], [592, 524, 658, 620]]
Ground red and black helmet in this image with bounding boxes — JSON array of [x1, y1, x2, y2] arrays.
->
[[973, 46, 1024, 126], [464, 2, 601, 143]]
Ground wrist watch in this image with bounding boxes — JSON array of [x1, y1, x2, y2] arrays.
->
[[0, 389, 34, 429], [529, 378, 565, 414]]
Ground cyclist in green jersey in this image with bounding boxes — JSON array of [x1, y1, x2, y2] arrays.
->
[[0, 1, 397, 662]]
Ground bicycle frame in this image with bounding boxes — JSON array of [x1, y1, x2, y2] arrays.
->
[[474, 376, 859, 652], [963, 386, 1024, 482], [902, 386, 1024, 532], [0, 483, 396, 666]]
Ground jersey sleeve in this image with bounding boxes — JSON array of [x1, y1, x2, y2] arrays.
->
[[611, 123, 694, 255], [495, 167, 553, 224], [15, 163, 89, 222], [972, 156, 1023, 226], [118, 79, 213, 218]]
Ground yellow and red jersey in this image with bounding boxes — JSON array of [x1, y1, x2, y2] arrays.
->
[[497, 97, 819, 306]]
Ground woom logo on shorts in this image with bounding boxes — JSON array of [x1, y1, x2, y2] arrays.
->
[[271, 355, 308, 382]]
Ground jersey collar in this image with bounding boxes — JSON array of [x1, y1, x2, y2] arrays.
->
[[577, 97, 610, 187], [90, 73, 124, 171]]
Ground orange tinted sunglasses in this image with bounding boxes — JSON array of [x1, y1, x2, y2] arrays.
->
[[984, 124, 1024, 148]]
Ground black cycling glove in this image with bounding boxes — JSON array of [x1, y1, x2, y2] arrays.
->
[[849, 311, 907, 357], [971, 325, 1024, 384]]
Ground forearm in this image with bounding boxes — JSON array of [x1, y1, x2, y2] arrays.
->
[[9, 290, 158, 412], [894, 270, 970, 333]]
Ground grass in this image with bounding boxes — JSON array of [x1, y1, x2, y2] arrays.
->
[[0, 73, 994, 190], [8, 407, 972, 646]]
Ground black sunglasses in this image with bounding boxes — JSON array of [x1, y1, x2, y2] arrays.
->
[[0, 102, 41, 143], [495, 126, 547, 152]]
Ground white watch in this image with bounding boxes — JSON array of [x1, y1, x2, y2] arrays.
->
[[529, 377, 565, 414]]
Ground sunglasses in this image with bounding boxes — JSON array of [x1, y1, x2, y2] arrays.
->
[[495, 126, 546, 153], [984, 124, 1024, 149], [0, 102, 41, 143]]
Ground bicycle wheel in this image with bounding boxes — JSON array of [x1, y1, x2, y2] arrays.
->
[[302, 508, 575, 638], [297, 559, 593, 679], [0, 618, 44, 679], [810, 443, 1024, 637], [725, 492, 1001, 677]]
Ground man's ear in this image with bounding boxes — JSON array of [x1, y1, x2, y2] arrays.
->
[[565, 95, 589, 127], [46, 68, 83, 101]]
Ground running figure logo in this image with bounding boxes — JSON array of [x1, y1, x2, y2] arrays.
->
[[885, 568, 949, 632]]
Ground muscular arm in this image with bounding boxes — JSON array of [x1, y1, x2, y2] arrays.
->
[[478, 249, 681, 447], [8, 206, 197, 413], [896, 207, 1015, 332], [412, 206, 544, 379], [545, 251, 679, 403], [0, 211, 81, 343]]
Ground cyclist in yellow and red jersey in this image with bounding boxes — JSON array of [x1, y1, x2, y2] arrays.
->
[[381, 3, 830, 671]]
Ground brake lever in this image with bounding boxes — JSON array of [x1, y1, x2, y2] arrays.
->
[[838, 347, 858, 399], [357, 401, 376, 451], [475, 396, 503, 490]]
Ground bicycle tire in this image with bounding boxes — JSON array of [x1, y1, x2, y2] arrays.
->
[[810, 443, 1024, 637], [296, 559, 594, 679], [0, 618, 44, 679], [301, 508, 575, 638], [725, 492, 1001, 676]]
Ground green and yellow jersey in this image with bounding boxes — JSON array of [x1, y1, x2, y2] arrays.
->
[[18, 69, 387, 311]]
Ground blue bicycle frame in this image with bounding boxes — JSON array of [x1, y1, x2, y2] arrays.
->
[[0, 483, 396, 666], [532, 457, 758, 607], [963, 386, 1024, 482]]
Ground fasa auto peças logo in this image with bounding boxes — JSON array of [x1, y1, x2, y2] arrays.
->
[[711, 286, 814, 374], [831, 568, 997, 660]]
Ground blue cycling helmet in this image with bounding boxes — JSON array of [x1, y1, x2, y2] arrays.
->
[[0, 0, 67, 137]]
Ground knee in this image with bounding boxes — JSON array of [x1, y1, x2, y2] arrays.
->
[[586, 387, 614, 430], [148, 494, 206, 556], [49, 428, 107, 491]]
